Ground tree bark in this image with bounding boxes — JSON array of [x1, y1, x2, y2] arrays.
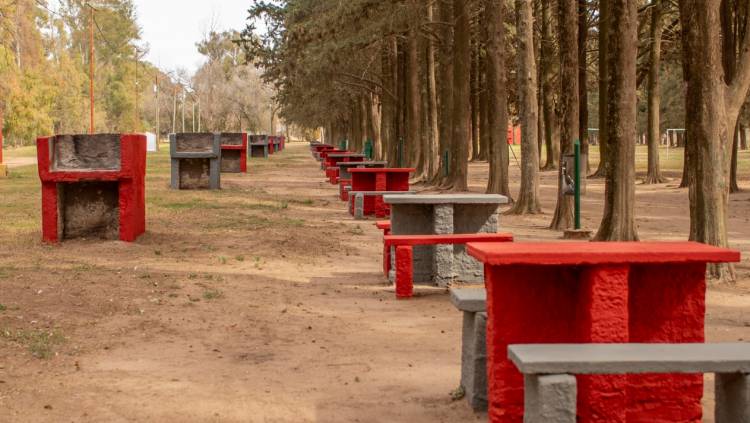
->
[[678, 0, 750, 282], [447, 0, 471, 191], [540, 0, 559, 170], [644, 0, 667, 184], [486, 0, 511, 197], [549, 0, 578, 230], [591, 0, 610, 178], [435, 0, 455, 186], [427, 1, 440, 180], [578, 0, 590, 172], [593, 0, 639, 241], [470, 17, 481, 161], [509, 0, 542, 214], [380, 37, 398, 163], [406, 26, 422, 173]]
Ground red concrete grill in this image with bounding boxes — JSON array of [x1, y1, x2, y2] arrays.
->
[[467, 241, 741, 422], [37, 134, 147, 243]]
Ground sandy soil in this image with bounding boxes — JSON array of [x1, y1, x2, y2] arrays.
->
[[0, 143, 748, 422]]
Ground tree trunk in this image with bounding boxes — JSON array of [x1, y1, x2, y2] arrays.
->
[[381, 37, 398, 162], [678, 0, 750, 282], [549, 0, 578, 230], [578, 0, 590, 172], [369, 93, 383, 160], [486, 0, 511, 198], [741, 122, 748, 149], [644, 0, 667, 184], [470, 20, 481, 161], [594, 0, 639, 241], [591, 0, 610, 178], [446, 0, 471, 191], [540, 0, 559, 170], [427, 1, 440, 180], [730, 128, 741, 192], [509, 0, 542, 214], [406, 26, 422, 172], [434, 0, 454, 186]]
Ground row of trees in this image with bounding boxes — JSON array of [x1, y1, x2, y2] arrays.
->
[[0, 0, 274, 146], [243, 0, 750, 282]]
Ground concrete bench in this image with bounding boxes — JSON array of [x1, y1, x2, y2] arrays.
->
[[508, 343, 750, 423], [348, 191, 415, 219], [384, 233, 513, 298], [450, 288, 488, 411]]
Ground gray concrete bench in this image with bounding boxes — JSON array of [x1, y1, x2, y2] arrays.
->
[[450, 288, 488, 411], [508, 343, 750, 423]]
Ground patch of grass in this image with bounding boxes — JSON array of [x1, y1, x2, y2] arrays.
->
[[188, 273, 198, 280], [0, 304, 6, 312], [348, 225, 365, 236], [218, 256, 228, 265], [202, 289, 223, 300], [72, 264, 95, 272], [279, 218, 305, 227], [0, 265, 16, 279], [1, 328, 65, 359], [288, 198, 315, 206], [154, 250, 162, 256], [235, 255, 245, 262]]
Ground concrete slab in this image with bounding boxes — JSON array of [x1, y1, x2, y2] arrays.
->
[[384, 194, 509, 205], [509, 343, 750, 375], [450, 288, 487, 312]]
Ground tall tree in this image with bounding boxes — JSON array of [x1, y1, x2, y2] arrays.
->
[[508, 0, 542, 214], [679, 0, 750, 282], [540, 0, 559, 170], [591, 0, 610, 178], [447, 0, 472, 191], [434, 0, 454, 186], [644, 0, 667, 184], [594, 0, 639, 241], [486, 0, 511, 197], [550, 0, 578, 230]]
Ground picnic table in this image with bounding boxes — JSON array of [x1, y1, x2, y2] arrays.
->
[[466, 241, 740, 422], [383, 194, 508, 286]]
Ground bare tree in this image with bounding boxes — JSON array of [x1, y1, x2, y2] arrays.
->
[[644, 0, 667, 184]]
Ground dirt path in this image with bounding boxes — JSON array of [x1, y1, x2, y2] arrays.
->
[[3, 156, 36, 169], [0, 143, 748, 422]]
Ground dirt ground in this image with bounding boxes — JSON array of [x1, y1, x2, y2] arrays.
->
[[0, 143, 749, 422]]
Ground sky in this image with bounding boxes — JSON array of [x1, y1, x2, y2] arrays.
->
[[132, 0, 253, 74]]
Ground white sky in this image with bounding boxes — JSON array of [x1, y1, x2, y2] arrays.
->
[[132, 0, 253, 74]]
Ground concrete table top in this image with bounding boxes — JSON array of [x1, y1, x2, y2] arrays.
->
[[384, 194, 509, 205], [508, 343, 750, 375]]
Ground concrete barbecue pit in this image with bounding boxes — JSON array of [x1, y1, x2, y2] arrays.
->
[[36, 133, 147, 242], [219, 132, 247, 173], [170, 133, 221, 190]]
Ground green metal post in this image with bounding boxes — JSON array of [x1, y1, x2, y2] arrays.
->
[[573, 140, 581, 230]]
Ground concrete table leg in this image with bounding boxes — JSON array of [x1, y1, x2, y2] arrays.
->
[[523, 374, 577, 423], [716, 372, 750, 423], [354, 194, 365, 220], [433, 204, 454, 287], [461, 311, 488, 411]]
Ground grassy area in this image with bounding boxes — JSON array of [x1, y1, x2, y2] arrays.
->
[[517, 144, 750, 175]]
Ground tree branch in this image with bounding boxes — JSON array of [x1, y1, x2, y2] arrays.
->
[[727, 1, 750, 117]]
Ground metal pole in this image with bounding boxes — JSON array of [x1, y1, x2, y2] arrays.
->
[[181, 88, 185, 132], [89, 5, 95, 134], [155, 76, 159, 140], [172, 87, 177, 134], [574, 139, 581, 230]]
